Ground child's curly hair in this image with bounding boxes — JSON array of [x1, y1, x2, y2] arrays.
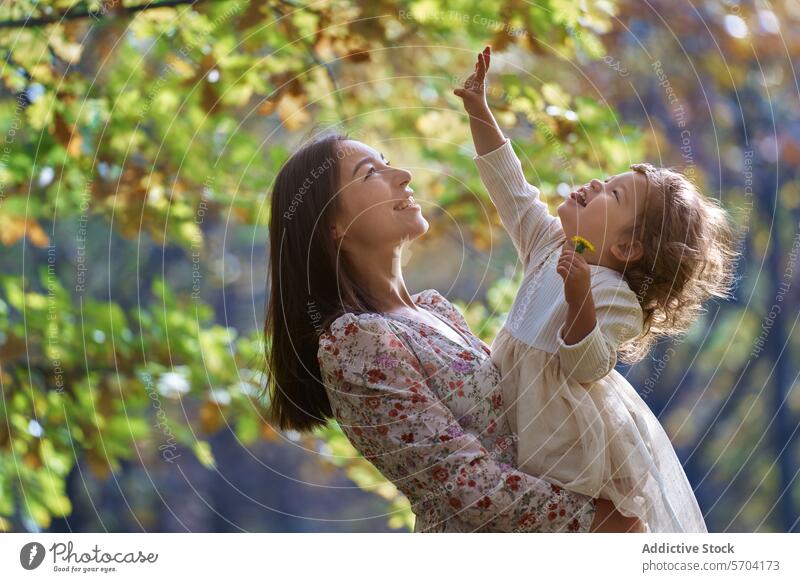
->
[[619, 163, 739, 363]]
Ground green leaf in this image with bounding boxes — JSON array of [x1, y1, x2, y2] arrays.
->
[[192, 440, 217, 470]]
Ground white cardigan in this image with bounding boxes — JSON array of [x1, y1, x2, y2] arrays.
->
[[473, 138, 644, 383]]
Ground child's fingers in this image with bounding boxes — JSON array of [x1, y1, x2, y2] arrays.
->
[[571, 253, 588, 268], [559, 258, 581, 278], [560, 249, 586, 268], [457, 71, 479, 94], [476, 53, 486, 82], [483, 46, 491, 69]]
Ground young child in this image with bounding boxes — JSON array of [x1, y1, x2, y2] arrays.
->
[[454, 47, 737, 532]]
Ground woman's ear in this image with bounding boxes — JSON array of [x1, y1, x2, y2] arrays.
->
[[610, 238, 644, 263], [330, 223, 342, 241]]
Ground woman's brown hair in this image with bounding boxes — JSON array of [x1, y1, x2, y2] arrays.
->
[[264, 133, 382, 432], [620, 164, 739, 363]]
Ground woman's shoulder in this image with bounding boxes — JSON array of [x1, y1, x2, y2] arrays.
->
[[320, 311, 389, 344], [412, 288, 446, 309], [318, 310, 409, 356], [316, 311, 420, 379], [320, 289, 469, 341], [413, 288, 470, 331], [317, 288, 469, 351]]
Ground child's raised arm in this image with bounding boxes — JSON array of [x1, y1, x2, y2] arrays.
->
[[454, 47, 563, 269], [453, 47, 505, 155]]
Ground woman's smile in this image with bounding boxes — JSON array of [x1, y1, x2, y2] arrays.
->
[[394, 195, 420, 211]]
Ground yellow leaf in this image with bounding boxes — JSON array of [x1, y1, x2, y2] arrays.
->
[[410, 0, 439, 22], [86, 451, 112, 480], [26, 92, 57, 131], [178, 221, 202, 246], [26, 220, 50, 247], [276, 93, 310, 130], [0, 216, 50, 247], [260, 422, 281, 442], [48, 34, 83, 64], [29, 501, 52, 529], [415, 110, 464, 141], [200, 401, 224, 434], [192, 440, 217, 469], [166, 56, 195, 79], [541, 83, 571, 109], [52, 113, 82, 158], [25, 293, 48, 310]]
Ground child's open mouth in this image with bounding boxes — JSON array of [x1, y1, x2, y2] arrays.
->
[[570, 191, 588, 207]]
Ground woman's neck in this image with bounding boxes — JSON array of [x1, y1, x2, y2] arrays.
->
[[344, 244, 416, 313]]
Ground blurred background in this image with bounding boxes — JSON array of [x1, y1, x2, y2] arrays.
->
[[0, 0, 798, 533]]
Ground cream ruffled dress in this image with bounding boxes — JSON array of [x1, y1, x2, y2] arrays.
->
[[474, 138, 707, 533]]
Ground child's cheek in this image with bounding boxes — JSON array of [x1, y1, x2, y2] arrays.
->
[[557, 206, 577, 238]]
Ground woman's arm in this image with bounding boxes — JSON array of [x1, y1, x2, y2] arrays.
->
[[318, 313, 597, 532]]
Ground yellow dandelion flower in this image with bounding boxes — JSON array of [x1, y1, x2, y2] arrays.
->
[[571, 235, 596, 254]]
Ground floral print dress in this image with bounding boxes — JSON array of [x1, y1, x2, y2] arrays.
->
[[317, 289, 597, 532]]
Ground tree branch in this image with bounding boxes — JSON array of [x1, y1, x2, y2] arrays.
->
[[0, 0, 208, 29]]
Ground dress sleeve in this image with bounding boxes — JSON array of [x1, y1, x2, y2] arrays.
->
[[418, 289, 470, 334], [556, 279, 644, 384], [318, 313, 597, 532], [473, 138, 563, 270]]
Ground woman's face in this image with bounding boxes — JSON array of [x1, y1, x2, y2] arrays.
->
[[331, 140, 428, 252]]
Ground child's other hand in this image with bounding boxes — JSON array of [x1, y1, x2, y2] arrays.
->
[[453, 46, 491, 117], [557, 248, 591, 306]]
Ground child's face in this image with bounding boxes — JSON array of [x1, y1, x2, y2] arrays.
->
[[557, 171, 649, 264]]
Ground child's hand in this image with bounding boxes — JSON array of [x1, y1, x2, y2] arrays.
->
[[557, 248, 592, 306], [454, 46, 491, 117]]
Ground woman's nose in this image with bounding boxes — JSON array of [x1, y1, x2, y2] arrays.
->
[[590, 178, 603, 190], [395, 167, 412, 188]]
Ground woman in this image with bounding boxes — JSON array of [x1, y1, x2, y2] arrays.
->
[[264, 133, 641, 533]]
